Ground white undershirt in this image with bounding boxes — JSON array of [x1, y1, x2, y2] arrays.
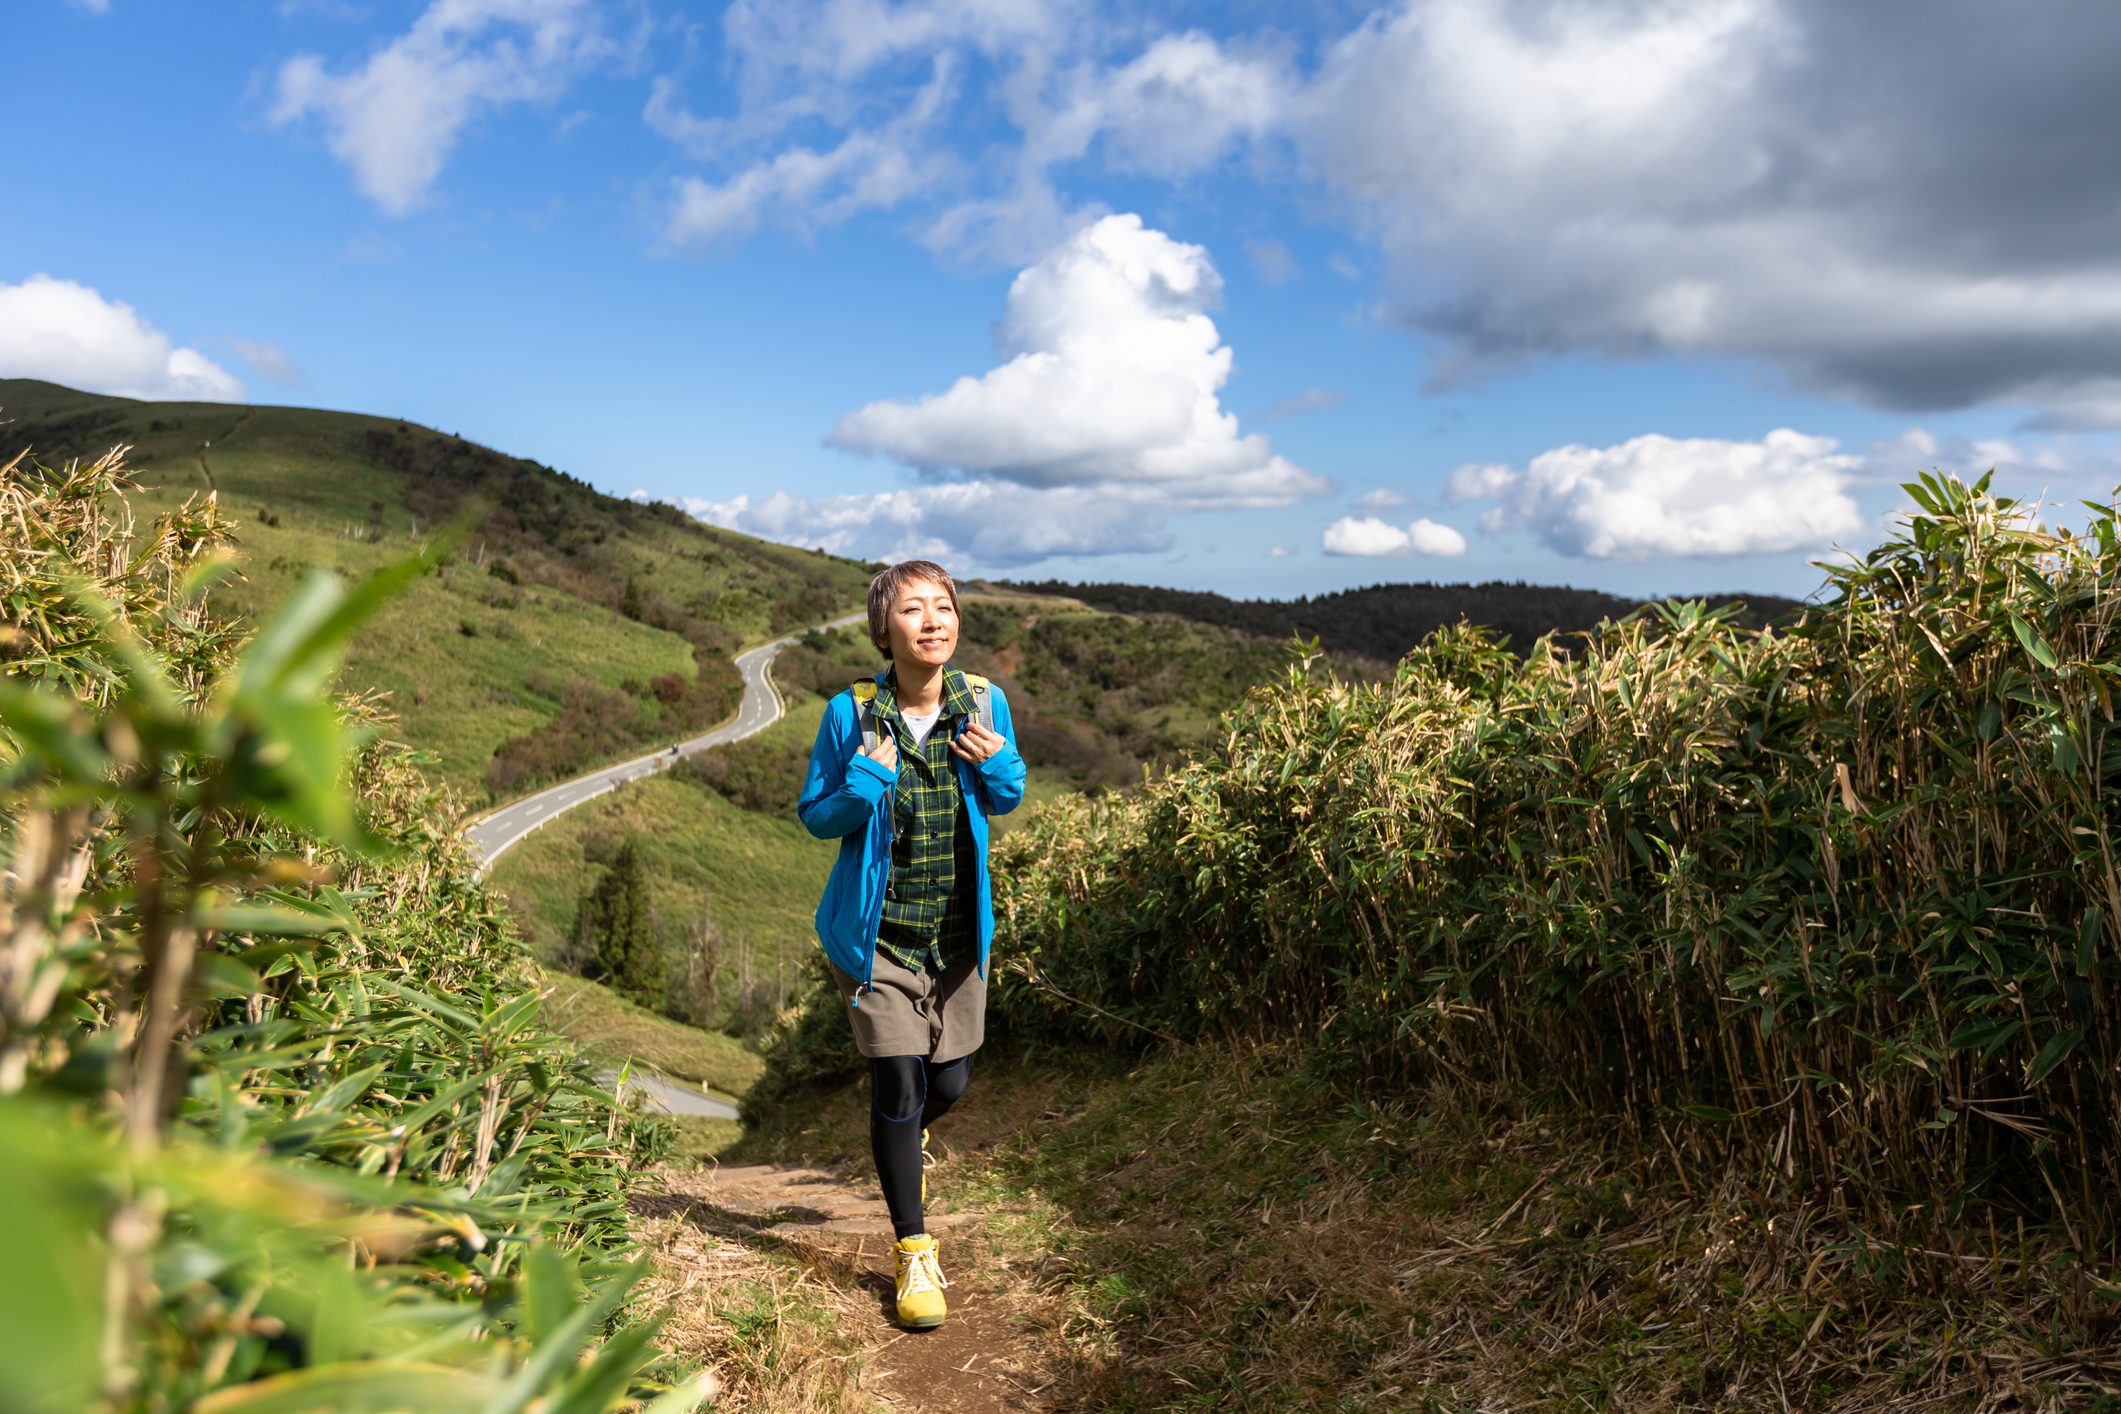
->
[[901, 705, 943, 748]]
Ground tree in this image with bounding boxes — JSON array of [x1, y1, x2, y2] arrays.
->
[[665, 885, 723, 1027], [572, 838, 664, 1006]]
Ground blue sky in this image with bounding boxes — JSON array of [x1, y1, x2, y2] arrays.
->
[[9, 0, 2121, 601]]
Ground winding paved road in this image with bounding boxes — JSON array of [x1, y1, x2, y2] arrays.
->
[[465, 610, 865, 875], [465, 609, 866, 1122]]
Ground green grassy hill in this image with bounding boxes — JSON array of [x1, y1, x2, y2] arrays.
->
[[0, 378, 872, 801], [488, 699, 839, 1044]]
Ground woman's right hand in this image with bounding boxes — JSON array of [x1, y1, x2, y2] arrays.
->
[[860, 733, 898, 772]]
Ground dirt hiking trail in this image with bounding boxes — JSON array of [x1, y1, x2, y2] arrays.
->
[[634, 1157, 1066, 1412]]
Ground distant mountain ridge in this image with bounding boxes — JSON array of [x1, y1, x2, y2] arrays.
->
[[1000, 577, 1808, 664]]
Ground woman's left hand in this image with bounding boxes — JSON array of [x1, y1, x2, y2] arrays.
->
[[950, 722, 1006, 765]]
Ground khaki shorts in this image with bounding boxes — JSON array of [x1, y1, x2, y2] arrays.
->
[[827, 947, 987, 1062]]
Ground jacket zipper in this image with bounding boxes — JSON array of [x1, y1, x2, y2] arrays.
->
[[866, 712, 897, 996]]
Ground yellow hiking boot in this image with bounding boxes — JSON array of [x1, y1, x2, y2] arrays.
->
[[893, 1233, 948, 1329]]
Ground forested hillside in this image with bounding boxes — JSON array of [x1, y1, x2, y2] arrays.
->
[[0, 379, 870, 800], [764, 596, 1367, 791], [1005, 575, 1805, 663], [952, 596, 1373, 790]]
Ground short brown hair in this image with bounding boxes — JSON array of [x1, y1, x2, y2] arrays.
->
[[866, 559, 959, 659]]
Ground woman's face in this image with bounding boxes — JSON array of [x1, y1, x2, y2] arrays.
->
[[884, 579, 958, 668]]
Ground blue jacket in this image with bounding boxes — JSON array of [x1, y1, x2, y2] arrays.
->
[[799, 671, 1027, 993]]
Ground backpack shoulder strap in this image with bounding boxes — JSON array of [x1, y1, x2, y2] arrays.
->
[[850, 679, 880, 750], [961, 673, 994, 733]]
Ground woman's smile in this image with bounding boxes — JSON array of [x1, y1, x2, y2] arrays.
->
[[886, 577, 959, 663]]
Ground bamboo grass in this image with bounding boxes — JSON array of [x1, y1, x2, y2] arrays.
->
[[1, 442, 703, 1409], [993, 474, 2121, 1270]]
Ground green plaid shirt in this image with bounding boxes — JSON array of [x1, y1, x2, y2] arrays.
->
[[872, 665, 980, 974]]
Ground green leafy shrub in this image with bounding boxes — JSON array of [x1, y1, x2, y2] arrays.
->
[[486, 654, 738, 798], [766, 627, 878, 702], [677, 731, 810, 815], [0, 444, 704, 1412]]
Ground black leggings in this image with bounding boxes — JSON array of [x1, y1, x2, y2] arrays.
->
[[870, 1054, 973, 1240]]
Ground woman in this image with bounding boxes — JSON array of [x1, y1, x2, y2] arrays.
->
[[797, 559, 1026, 1329]]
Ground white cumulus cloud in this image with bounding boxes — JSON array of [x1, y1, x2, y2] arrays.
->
[[686, 483, 1174, 566], [650, 7, 1288, 265], [0, 276, 244, 402], [1447, 428, 1865, 560], [271, 0, 618, 214], [637, 2, 2121, 425], [1077, 31, 1288, 178], [831, 213, 1322, 506], [682, 215, 1324, 569], [1322, 514, 1466, 557]]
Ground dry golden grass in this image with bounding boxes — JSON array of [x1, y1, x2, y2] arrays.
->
[[630, 1173, 871, 1414]]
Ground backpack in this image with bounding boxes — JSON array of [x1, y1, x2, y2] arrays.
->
[[852, 673, 993, 750]]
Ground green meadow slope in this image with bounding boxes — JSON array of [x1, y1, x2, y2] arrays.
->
[[0, 378, 871, 801]]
